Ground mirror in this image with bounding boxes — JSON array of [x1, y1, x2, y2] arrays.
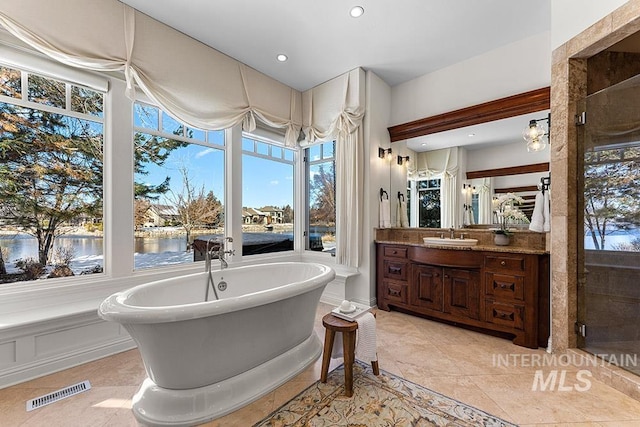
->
[[387, 88, 550, 228]]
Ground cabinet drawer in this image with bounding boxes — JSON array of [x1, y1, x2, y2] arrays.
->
[[485, 300, 524, 330], [485, 255, 525, 272], [383, 281, 408, 304], [383, 260, 408, 281], [383, 246, 408, 259], [485, 272, 524, 301]]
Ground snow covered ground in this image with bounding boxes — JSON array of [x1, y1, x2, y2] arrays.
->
[[4, 251, 194, 275]]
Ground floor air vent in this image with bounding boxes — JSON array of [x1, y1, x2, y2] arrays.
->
[[26, 380, 91, 411]]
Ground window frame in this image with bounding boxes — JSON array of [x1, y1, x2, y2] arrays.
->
[[0, 64, 107, 284], [240, 131, 297, 258], [132, 100, 227, 271], [304, 141, 336, 255]]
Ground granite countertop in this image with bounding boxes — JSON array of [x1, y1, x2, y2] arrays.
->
[[375, 240, 549, 255]]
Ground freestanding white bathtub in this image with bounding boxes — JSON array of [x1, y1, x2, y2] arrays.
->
[[98, 262, 335, 426]]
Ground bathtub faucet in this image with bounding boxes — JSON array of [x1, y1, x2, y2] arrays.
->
[[218, 237, 235, 270]]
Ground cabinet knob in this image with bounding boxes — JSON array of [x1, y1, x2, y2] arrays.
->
[[444, 274, 449, 278], [392, 250, 397, 254], [500, 261, 506, 266], [434, 273, 439, 277]]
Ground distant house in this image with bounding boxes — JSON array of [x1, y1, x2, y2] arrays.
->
[[145, 204, 179, 227], [260, 206, 284, 224], [242, 207, 266, 224]]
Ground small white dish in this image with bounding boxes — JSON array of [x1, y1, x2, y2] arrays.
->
[[339, 304, 356, 314]]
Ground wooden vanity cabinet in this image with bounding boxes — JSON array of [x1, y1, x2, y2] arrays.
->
[[411, 264, 480, 320], [377, 245, 410, 309], [376, 243, 549, 349]]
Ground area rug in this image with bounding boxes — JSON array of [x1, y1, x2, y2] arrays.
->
[[254, 361, 517, 426]]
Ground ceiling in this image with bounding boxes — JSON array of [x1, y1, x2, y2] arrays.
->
[[119, 0, 550, 92]]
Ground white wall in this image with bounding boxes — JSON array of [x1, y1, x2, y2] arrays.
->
[[360, 71, 392, 305], [390, 31, 551, 126], [551, 0, 629, 49]]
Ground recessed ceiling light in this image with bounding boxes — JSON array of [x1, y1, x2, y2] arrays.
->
[[421, 143, 427, 146], [468, 133, 475, 137], [276, 54, 288, 62], [350, 6, 364, 18]]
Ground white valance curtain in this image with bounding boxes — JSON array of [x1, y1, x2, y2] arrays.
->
[[303, 69, 365, 268], [415, 148, 459, 228], [0, 0, 302, 145], [476, 178, 493, 224]]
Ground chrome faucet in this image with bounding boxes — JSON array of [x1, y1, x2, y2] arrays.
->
[[218, 237, 235, 270], [449, 227, 455, 239], [204, 238, 219, 301]]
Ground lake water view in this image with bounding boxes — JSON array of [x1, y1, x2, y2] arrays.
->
[[0, 230, 302, 273]]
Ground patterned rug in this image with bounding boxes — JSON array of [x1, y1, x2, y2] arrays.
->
[[254, 361, 517, 426]]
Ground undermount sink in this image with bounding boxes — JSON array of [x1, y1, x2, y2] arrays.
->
[[423, 237, 478, 247]]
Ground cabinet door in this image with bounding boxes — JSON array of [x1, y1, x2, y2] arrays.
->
[[443, 268, 480, 320], [410, 264, 443, 311]]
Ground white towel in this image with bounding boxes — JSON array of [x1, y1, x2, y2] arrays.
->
[[355, 312, 378, 363], [379, 199, 391, 228], [331, 332, 344, 359], [330, 312, 378, 363], [543, 190, 551, 232], [398, 200, 409, 227], [529, 191, 545, 232]]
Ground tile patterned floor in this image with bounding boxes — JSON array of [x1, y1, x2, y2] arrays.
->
[[2, 302, 640, 426]]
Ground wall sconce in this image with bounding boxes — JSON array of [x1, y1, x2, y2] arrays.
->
[[378, 147, 393, 160], [523, 113, 550, 152], [397, 155, 410, 166]]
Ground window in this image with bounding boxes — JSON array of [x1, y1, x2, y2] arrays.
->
[[0, 66, 105, 283], [306, 142, 336, 253], [133, 101, 225, 270], [584, 142, 640, 251], [417, 178, 441, 228], [241, 135, 295, 255]]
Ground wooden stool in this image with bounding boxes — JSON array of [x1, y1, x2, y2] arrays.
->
[[320, 312, 379, 397]]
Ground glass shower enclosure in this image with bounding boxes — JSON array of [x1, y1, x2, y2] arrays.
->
[[577, 73, 640, 375]]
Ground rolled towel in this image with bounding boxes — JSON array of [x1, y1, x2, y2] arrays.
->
[[400, 200, 410, 227], [379, 199, 391, 228], [529, 191, 544, 232], [331, 332, 344, 359], [543, 190, 551, 232], [355, 312, 377, 364]]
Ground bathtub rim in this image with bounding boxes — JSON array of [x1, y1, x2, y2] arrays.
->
[[98, 261, 335, 324]]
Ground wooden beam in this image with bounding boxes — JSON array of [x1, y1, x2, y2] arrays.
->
[[494, 186, 539, 193], [388, 87, 550, 142], [466, 162, 549, 179]]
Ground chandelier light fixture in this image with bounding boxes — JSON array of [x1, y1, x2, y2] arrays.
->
[[523, 113, 550, 152]]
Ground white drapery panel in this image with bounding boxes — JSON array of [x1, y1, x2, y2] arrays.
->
[[476, 178, 493, 225], [0, 0, 302, 145], [415, 148, 459, 228], [303, 69, 365, 267]]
